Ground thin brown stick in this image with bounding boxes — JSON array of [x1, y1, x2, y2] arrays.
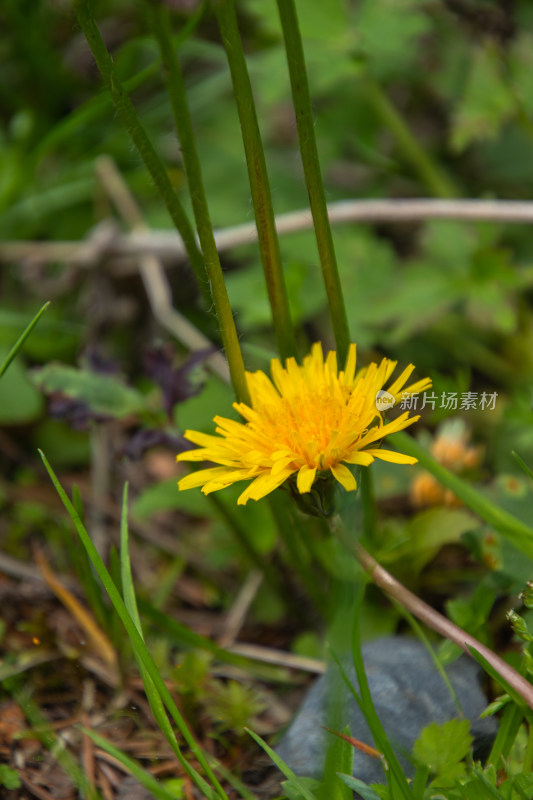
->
[[7, 198, 533, 267], [217, 569, 263, 648], [341, 535, 533, 710], [227, 642, 326, 674]]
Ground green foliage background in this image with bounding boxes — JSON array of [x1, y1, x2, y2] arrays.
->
[[4, 0, 533, 797]]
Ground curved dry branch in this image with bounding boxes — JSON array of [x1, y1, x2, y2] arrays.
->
[[5, 198, 533, 269]]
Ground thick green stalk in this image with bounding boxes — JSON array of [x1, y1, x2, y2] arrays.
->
[[73, 0, 210, 307], [362, 74, 457, 199], [276, 0, 350, 364], [214, 0, 297, 362], [149, 2, 250, 403], [37, 1, 208, 160]]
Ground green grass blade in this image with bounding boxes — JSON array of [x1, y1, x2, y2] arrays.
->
[[79, 728, 177, 800], [118, 483, 209, 795], [466, 645, 526, 708], [318, 725, 353, 800], [38, 451, 228, 800], [486, 701, 523, 767], [0, 301, 50, 380], [67, 484, 111, 635], [331, 652, 411, 800], [512, 451, 533, 482], [395, 604, 463, 716], [244, 728, 318, 800], [119, 483, 142, 633], [345, 582, 413, 799]]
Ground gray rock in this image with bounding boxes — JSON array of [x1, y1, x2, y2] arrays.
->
[[276, 637, 497, 788]]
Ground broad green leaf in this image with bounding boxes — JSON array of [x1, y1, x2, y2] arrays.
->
[[355, 0, 432, 78], [0, 765, 21, 790], [513, 773, 533, 795], [419, 220, 476, 273], [177, 373, 234, 431], [509, 33, 533, 117], [379, 507, 478, 576], [391, 432, 533, 563], [413, 719, 472, 778], [0, 352, 44, 424], [444, 765, 502, 800], [133, 477, 211, 518], [31, 363, 148, 418], [451, 42, 514, 152]]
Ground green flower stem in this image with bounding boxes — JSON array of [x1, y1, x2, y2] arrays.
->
[[37, 2, 208, 160], [269, 494, 328, 613], [391, 430, 533, 560], [214, 0, 296, 362], [276, 0, 350, 364], [359, 467, 377, 539], [332, 517, 533, 711], [73, 0, 210, 308], [149, 2, 250, 404], [362, 74, 457, 200]]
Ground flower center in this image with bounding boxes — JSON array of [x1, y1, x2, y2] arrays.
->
[[253, 384, 361, 469]]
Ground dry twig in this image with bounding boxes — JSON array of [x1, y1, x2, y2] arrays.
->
[[6, 197, 533, 268]]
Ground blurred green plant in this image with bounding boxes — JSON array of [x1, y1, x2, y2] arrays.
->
[[7, 0, 533, 797]]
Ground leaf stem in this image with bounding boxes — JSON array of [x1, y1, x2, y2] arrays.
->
[[362, 74, 457, 199], [73, 0, 210, 307], [149, 2, 250, 403], [276, 0, 350, 363], [214, 0, 296, 361]]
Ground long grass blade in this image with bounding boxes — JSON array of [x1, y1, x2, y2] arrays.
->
[[39, 451, 228, 800], [345, 581, 413, 799], [0, 301, 50, 380], [118, 484, 210, 794], [244, 727, 317, 800]]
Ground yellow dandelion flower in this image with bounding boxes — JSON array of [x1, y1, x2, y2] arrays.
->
[[177, 343, 431, 506]]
